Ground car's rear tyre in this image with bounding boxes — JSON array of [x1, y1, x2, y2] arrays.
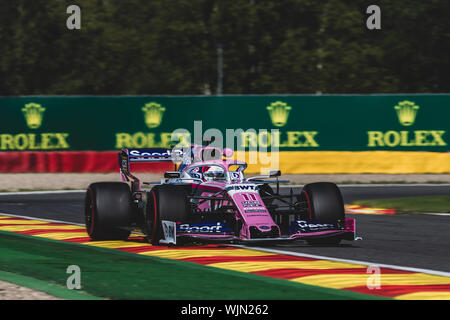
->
[[147, 184, 190, 245], [299, 182, 345, 246], [85, 182, 132, 240]]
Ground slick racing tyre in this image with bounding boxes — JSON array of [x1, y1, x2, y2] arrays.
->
[[147, 184, 191, 245], [85, 182, 132, 240], [299, 182, 345, 246]]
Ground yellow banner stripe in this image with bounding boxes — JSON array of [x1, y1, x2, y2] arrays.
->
[[290, 273, 450, 290], [395, 291, 450, 300], [206, 260, 365, 273], [239, 151, 450, 174], [139, 249, 275, 260]]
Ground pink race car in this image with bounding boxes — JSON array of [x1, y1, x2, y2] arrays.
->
[[85, 143, 357, 246]]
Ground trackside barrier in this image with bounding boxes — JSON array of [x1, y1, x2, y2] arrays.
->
[[0, 95, 448, 173], [1, 151, 449, 174], [0, 151, 172, 173]]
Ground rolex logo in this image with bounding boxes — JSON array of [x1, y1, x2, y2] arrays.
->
[[394, 101, 419, 126], [142, 102, 165, 128], [266, 101, 291, 127], [22, 103, 46, 129]]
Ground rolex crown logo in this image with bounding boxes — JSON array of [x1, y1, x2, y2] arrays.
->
[[22, 103, 46, 129], [142, 102, 165, 128], [394, 100, 419, 126], [266, 101, 291, 127]]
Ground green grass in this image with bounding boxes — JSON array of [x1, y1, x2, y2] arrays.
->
[[0, 270, 101, 300], [0, 230, 383, 300], [354, 195, 450, 213]]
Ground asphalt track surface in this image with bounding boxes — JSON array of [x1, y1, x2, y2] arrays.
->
[[0, 185, 449, 273]]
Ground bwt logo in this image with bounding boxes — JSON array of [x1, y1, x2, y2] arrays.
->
[[226, 185, 257, 191], [179, 222, 224, 233]]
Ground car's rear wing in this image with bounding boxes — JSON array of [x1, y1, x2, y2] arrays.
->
[[119, 148, 184, 183]]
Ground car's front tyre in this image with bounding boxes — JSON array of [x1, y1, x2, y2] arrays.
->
[[146, 184, 191, 245], [299, 182, 345, 246]]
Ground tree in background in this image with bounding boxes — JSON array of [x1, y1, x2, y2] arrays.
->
[[0, 0, 448, 95]]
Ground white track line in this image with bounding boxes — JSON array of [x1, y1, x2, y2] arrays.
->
[[1, 191, 449, 276], [3, 211, 448, 278], [233, 245, 450, 278]]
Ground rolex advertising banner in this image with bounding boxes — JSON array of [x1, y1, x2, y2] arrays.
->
[[0, 95, 449, 173]]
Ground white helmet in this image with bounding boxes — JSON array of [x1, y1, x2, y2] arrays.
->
[[203, 166, 225, 182]]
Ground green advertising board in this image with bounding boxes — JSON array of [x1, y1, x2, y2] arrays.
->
[[0, 95, 448, 152]]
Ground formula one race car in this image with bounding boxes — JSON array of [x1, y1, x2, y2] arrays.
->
[[85, 143, 357, 246]]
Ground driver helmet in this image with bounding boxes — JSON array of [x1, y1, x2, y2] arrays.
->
[[203, 166, 225, 182]]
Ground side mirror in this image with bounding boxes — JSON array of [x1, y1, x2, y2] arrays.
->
[[269, 170, 281, 178], [164, 171, 181, 179]]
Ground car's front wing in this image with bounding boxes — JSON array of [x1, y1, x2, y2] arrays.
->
[[159, 218, 358, 245]]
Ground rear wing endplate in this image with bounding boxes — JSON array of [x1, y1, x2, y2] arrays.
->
[[119, 148, 184, 181]]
